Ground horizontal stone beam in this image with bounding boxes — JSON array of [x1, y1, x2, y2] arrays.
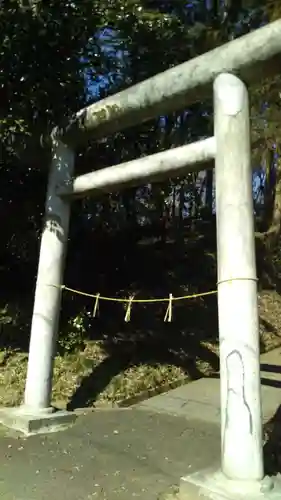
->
[[56, 20, 281, 148], [57, 137, 215, 200]]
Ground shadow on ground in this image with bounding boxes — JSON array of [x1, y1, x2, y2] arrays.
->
[[261, 363, 281, 389], [264, 404, 281, 475]]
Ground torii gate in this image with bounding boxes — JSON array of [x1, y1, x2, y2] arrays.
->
[[1, 19, 281, 500]]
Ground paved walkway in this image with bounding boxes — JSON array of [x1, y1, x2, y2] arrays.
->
[[0, 409, 220, 500], [0, 347, 281, 500], [137, 347, 281, 424]]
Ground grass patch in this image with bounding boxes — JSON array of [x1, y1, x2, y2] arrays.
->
[[1, 290, 281, 409], [0, 343, 213, 408]]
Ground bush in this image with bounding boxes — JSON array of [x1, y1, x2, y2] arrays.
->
[[57, 311, 88, 354]]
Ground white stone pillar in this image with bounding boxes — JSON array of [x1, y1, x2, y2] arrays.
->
[[214, 73, 264, 481], [24, 138, 74, 411]]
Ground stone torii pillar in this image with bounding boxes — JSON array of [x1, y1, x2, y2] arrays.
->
[[179, 74, 280, 498], [215, 73, 263, 482], [0, 138, 77, 435]]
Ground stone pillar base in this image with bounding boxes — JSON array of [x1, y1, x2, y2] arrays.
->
[[0, 406, 76, 436], [177, 467, 281, 500]]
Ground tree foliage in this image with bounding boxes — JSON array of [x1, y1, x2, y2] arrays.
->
[[0, 0, 280, 311]]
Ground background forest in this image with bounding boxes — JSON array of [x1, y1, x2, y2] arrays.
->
[[1, 0, 281, 410]]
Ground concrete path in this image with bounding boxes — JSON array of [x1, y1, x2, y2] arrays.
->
[[136, 347, 281, 425], [0, 409, 220, 500], [0, 347, 280, 500]]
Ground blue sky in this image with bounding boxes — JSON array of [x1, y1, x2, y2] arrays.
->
[[84, 27, 128, 102]]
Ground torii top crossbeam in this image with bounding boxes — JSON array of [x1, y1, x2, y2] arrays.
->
[[55, 19, 281, 148]]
